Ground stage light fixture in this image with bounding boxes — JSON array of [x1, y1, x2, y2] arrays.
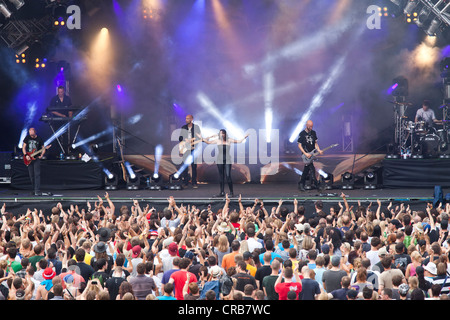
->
[[415, 6, 431, 28], [404, 0, 419, 15], [147, 173, 162, 190], [426, 17, 441, 36], [104, 169, 118, 190], [319, 171, 334, 190], [126, 174, 141, 190], [124, 161, 136, 180], [341, 172, 354, 190], [0, 3, 12, 19], [392, 76, 408, 97], [8, 0, 23, 10], [364, 171, 378, 190], [389, 0, 405, 6], [168, 173, 182, 190]]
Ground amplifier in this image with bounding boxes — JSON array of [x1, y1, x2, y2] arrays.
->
[[0, 151, 12, 184]]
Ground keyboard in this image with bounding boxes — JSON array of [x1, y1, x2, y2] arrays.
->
[[40, 115, 87, 122], [47, 106, 83, 112]]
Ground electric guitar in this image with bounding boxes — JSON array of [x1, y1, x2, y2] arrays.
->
[[179, 138, 202, 155], [117, 137, 127, 181], [302, 143, 339, 164], [23, 145, 51, 166]]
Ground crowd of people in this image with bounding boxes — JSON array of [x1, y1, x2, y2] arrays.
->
[[0, 191, 449, 301]]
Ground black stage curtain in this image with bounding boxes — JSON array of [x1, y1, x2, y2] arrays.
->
[[383, 158, 450, 188], [11, 159, 104, 190]]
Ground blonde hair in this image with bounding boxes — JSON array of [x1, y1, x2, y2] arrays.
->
[[301, 236, 314, 251], [239, 240, 249, 253], [122, 292, 135, 300], [217, 235, 229, 253], [411, 250, 422, 263], [408, 276, 419, 290]]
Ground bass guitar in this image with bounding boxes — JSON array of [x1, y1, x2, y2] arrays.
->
[[23, 145, 51, 166], [302, 143, 339, 164]]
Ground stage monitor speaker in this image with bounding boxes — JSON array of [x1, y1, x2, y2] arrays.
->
[[0, 151, 12, 184]]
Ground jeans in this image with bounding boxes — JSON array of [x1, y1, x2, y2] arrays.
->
[[27, 158, 41, 193]]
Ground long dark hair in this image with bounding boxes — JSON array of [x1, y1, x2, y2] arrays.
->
[[219, 129, 227, 142]]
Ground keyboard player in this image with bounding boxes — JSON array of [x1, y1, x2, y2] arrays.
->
[[48, 85, 73, 118]]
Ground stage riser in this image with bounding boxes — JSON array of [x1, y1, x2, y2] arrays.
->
[[11, 160, 106, 190], [383, 158, 450, 188]]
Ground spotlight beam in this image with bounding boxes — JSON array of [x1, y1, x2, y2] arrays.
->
[[243, 16, 355, 76], [288, 25, 365, 143], [196, 92, 246, 139], [44, 97, 99, 147], [73, 127, 113, 149], [264, 72, 274, 143], [289, 54, 348, 143], [18, 102, 37, 148], [154, 144, 163, 178]]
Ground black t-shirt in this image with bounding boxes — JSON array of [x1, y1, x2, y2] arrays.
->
[[298, 129, 317, 153], [76, 262, 95, 282], [48, 94, 73, 116], [23, 135, 44, 153], [49, 94, 72, 108], [254, 265, 272, 290], [105, 276, 127, 300]]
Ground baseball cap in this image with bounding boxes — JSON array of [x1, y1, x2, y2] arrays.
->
[[168, 242, 178, 256], [377, 247, 387, 257], [15, 289, 25, 300], [399, 283, 409, 296], [132, 245, 142, 258]]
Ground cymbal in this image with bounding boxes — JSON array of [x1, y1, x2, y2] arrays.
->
[[388, 101, 412, 105]]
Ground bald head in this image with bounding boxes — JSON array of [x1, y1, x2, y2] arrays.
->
[[306, 120, 313, 132], [186, 115, 193, 124]]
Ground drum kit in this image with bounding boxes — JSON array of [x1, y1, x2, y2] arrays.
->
[[392, 101, 450, 159]]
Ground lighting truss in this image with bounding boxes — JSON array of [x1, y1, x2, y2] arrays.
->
[[0, 16, 52, 53], [417, 0, 450, 28]]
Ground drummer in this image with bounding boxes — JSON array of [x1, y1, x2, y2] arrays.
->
[[414, 99, 442, 128]]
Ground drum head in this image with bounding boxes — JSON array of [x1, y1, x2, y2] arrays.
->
[[421, 134, 440, 157]]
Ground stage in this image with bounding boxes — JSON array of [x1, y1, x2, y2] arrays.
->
[[3, 152, 449, 216]]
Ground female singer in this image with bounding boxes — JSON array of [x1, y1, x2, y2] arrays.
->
[[202, 129, 249, 197]]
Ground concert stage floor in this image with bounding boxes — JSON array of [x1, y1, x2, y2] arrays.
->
[[0, 182, 438, 216]]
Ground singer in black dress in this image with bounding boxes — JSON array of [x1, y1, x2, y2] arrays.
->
[[202, 129, 249, 197]]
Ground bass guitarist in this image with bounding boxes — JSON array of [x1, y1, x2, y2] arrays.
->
[[22, 127, 45, 196], [297, 120, 322, 191]]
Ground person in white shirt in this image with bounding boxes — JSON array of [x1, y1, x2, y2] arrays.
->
[[246, 227, 263, 253], [415, 99, 442, 127]]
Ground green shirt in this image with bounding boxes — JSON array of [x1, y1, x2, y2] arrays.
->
[[10, 261, 22, 273], [262, 275, 279, 300], [29, 255, 45, 271]]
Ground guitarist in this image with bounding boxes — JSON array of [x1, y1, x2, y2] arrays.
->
[[22, 127, 45, 196], [178, 114, 202, 188], [297, 120, 322, 192]]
